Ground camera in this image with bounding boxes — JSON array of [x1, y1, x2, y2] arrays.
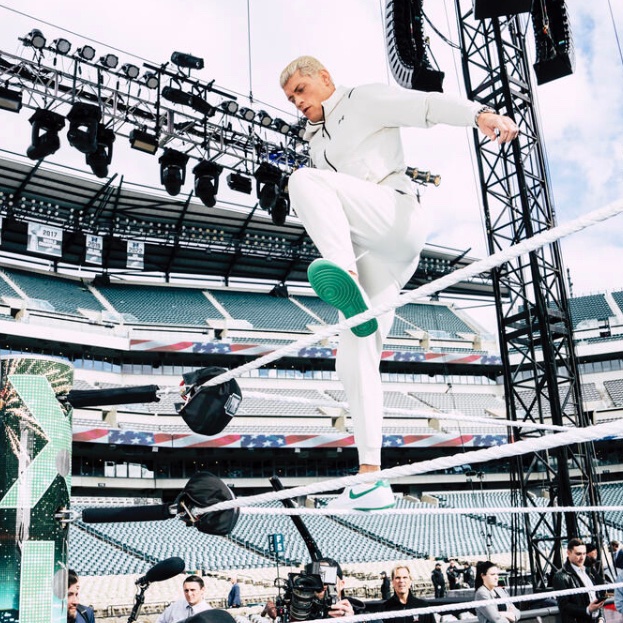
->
[[275, 561, 339, 621], [596, 591, 608, 602]]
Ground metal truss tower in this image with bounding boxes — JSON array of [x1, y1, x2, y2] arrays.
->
[[453, 1, 605, 589]]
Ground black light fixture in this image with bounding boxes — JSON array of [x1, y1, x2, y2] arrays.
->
[[271, 118, 291, 135], [86, 127, 115, 178], [121, 63, 140, 79], [474, 0, 532, 19], [77, 45, 96, 61], [0, 86, 23, 112], [66, 102, 101, 154], [22, 29, 46, 50], [129, 129, 159, 155], [219, 100, 239, 115], [53, 38, 72, 55], [227, 172, 253, 195], [162, 86, 214, 117], [254, 161, 290, 225], [142, 71, 159, 89], [193, 160, 223, 208], [99, 53, 119, 69], [159, 148, 189, 196], [26, 108, 65, 160], [239, 107, 255, 122], [171, 51, 204, 70], [289, 121, 306, 140], [257, 110, 273, 127]]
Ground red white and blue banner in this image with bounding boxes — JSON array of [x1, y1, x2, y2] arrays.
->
[[129, 339, 502, 365], [73, 426, 507, 449]]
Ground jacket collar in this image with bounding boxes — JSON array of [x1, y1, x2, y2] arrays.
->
[[304, 85, 349, 140]]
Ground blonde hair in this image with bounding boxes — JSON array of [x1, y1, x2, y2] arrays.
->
[[279, 55, 328, 88], [391, 565, 412, 581]]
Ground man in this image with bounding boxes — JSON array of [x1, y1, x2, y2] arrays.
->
[[293, 558, 362, 620], [381, 570, 392, 600], [157, 575, 211, 623], [67, 570, 95, 623], [381, 565, 434, 623], [431, 563, 446, 598], [553, 538, 606, 623], [611, 541, 623, 570], [446, 560, 460, 591], [280, 56, 519, 510], [227, 576, 242, 608], [585, 543, 604, 577], [463, 561, 475, 589]]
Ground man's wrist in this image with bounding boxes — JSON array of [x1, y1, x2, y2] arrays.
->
[[475, 105, 497, 127]]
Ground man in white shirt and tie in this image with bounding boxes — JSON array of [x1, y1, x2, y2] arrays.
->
[[157, 575, 212, 622], [553, 538, 606, 623]]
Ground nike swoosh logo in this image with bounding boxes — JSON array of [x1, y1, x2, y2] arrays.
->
[[349, 483, 384, 500]]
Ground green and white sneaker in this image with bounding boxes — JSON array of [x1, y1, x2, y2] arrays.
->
[[307, 258, 378, 338], [326, 479, 395, 511]]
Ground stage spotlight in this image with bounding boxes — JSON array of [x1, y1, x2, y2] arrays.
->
[[23, 29, 46, 50], [121, 63, 140, 79], [129, 129, 159, 155], [257, 110, 273, 127], [271, 118, 290, 135], [159, 148, 189, 196], [239, 107, 255, 122], [271, 194, 290, 227], [289, 122, 306, 140], [67, 102, 101, 154], [254, 161, 290, 224], [86, 127, 115, 178], [99, 53, 119, 69], [162, 86, 193, 107], [190, 94, 215, 117], [77, 45, 96, 61], [193, 160, 223, 208], [142, 71, 159, 89], [219, 100, 239, 115], [0, 86, 23, 112], [26, 108, 65, 160], [53, 38, 72, 55], [171, 51, 204, 70], [226, 172, 253, 195]]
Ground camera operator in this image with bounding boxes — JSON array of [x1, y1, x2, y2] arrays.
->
[[283, 557, 364, 621]]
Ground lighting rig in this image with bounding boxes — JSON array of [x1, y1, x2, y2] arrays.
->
[[0, 33, 309, 208]]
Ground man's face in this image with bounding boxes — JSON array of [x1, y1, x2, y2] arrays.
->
[[392, 568, 412, 598], [184, 581, 205, 606], [67, 583, 79, 621], [283, 69, 335, 123], [568, 545, 587, 568]]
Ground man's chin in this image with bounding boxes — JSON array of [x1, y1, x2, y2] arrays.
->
[[67, 611, 77, 621]]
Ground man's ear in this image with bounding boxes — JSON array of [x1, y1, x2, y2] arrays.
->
[[319, 68, 332, 86]]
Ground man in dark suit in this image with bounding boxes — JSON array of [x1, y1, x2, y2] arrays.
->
[[381, 565, 434, 623], [67, 570, 96, 623], [553, 538, 606, 623]]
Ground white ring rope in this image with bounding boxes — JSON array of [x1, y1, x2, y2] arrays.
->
[[243, 390, 570, 433], [239, 504, 623, 516], [307, 581, 623, 623], [195, 417, 623, 515], [204, 198, 623, 389]]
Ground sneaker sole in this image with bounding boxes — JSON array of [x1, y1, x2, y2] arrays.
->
[[308, 259, 378, 338]]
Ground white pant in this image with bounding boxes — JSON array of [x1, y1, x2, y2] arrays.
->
[[288, 168, 430, 465]]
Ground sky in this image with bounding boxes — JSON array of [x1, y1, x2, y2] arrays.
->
[[0, 0, 621, 318]]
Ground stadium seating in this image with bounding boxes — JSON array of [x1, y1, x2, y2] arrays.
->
[[568, 294, 615, 328], [1, 266, 104, 316], [395, 303, 473, 337], [96, 282, 222, 325], [211, 290, 316, 331]]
